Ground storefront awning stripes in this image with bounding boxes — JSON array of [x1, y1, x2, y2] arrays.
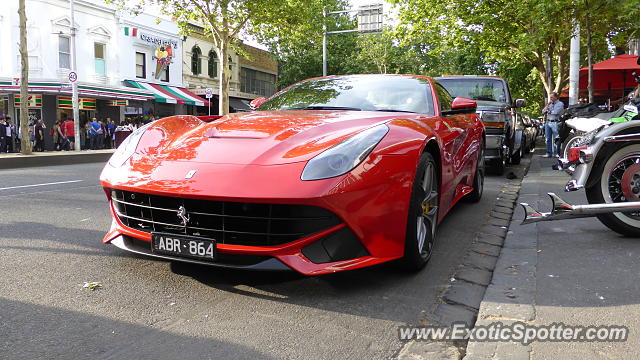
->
[[0, 79, 155, 101], [125, 80, 211, 107]]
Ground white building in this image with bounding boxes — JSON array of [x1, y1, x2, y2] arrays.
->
[[0, 0, 208, 149]]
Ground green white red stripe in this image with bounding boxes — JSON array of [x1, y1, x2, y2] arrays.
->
[[125, 80, 211, 106]]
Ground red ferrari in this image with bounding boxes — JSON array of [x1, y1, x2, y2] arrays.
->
[[100, 75, 485, 275]]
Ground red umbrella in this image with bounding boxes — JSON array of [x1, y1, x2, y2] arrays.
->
[[579, 54, 640, 97]]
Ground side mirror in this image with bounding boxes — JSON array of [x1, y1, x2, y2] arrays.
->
[[249, 97, 267, 110], [637, 56, 640, 66], [514, 99, 526, 108], [444, 97, 477, 115]]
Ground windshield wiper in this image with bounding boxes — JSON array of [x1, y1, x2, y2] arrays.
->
[[374, 109, 417, 113], [288, 106, 362, 111]]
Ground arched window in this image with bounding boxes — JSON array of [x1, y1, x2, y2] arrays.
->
[[191, 46, 201, 75], [208, 50, 217, 78]]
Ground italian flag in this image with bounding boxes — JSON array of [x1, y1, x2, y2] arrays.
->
[[124, 27, 138, 36]]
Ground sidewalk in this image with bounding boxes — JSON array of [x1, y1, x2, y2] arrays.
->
[[0, 149, 114, 169], [465, 153, 640, 359]]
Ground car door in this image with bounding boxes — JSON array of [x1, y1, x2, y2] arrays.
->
[[433, 83, 473, 207]]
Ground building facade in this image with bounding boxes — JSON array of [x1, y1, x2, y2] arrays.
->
[[182, 24, 278, 114], [0, 0, 210, 150]]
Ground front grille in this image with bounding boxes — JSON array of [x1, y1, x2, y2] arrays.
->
[[110, 189, 341, 246]]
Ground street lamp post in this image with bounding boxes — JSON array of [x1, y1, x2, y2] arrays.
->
[[322, 4, 383, 77], [70, 0, 80, 151]]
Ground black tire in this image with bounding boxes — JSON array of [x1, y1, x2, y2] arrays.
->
[[511, 144, 522, 165], [490, 152, 506, 175], [464, 141, 485, 203], [400, 152, 439, 270], [585, 144, 640, 237]]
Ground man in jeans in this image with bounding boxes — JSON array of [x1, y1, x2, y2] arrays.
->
[[541, 92, 565, 157]]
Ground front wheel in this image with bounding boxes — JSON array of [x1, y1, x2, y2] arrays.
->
[[400, 152, 439, 270], [586, 144, 640, 237]]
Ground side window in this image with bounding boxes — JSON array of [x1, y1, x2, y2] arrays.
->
[[435, 83, 453, 112]]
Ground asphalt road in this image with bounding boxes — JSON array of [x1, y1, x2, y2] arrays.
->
[[0, 161, 511, 360]]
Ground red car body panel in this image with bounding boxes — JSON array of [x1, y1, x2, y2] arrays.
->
[[100, 75, 485, 275]]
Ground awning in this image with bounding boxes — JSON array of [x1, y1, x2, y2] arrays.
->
[[0, 79, 155, 101], [125, 80, 211, 107], [230, 97, 251, 112]]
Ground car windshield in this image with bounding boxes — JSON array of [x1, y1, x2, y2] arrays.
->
[[259, 76, 434, 114], [438, 78, 507, 103]]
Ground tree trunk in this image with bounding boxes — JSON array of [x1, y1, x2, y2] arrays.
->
[[586, 14, 594, 103], [18, 0, 32, 155], [218, 3, 230, 116], [218, 38, 230, 115]]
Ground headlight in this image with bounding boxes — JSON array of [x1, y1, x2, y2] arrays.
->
[[108, 122, 153, 167], [480, 111, 506, 123], [301, 124, 389, 181]]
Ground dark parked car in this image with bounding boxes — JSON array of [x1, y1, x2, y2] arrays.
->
[[436, 76, 526, 174]]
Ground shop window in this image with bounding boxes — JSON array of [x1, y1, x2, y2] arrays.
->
[[191, 46, 202, 75], [160, 65, 169, 82], [208, 50, 217, 78], [136, 52, 146, 78], [94, 43, 106, 75], [59, 36, 71, 69]]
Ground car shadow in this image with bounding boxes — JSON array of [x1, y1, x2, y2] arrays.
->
[[0, 297, 275, 360]]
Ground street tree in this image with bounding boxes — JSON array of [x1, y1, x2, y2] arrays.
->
[[390, 0, 576, 99], [109, 0, 328, 115], [18, 0, 31, 154]]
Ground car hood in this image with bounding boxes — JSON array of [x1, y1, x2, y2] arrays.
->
[[134, 111, 398, 166], [474, 100, 509, 112]]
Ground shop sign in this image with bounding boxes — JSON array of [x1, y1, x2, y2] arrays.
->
[[58, 96, 97, 110], [14, 94, 42, 108], [108, 100, 128, 107]]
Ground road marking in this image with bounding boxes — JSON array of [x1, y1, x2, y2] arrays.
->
[[0, 180, 83, 191]]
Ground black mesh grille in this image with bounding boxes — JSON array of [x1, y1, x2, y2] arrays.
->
[[110, 189, 341, 246]]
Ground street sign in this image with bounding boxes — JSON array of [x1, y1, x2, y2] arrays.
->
[[68, 71, 78, 83], [205, 87, 213, 99], [61, 83, 72, 90]]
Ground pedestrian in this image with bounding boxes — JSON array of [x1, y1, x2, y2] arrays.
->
[[6, 117, 16, 153], [541, 92, 564, 158], [89, 117, 100, 150], [0, 117, 7, 153], [108, 119, 116, 148], [62, 117, 75, 150], [34, 119, 45, 152], [53, 120, 61, 150], [98, 119, 106, 149]]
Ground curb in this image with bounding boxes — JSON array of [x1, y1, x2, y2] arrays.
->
[[397, 154, 532, 360], [462, 156, 541, 360], [0, 150, 114, 170]]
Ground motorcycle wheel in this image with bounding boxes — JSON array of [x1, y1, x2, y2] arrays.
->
[[586, 144, 640, 237], [561, 133, 585, 159]]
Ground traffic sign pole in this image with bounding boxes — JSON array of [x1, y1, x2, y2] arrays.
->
[[205, 88, 213, 116]]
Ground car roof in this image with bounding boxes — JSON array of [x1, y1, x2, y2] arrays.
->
[[436, 75, 504, 79]]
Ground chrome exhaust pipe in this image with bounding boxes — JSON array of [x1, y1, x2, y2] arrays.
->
[[521, 193, 640, 224]]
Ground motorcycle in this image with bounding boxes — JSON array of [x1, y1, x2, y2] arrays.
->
[[555, 74, 640, 160], [523, 63, 640, 236]]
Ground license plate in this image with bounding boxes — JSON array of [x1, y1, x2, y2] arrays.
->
[[151, 233, 216, 261]]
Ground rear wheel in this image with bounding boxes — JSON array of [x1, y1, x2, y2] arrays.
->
[[400, 152, 439, 270], [586, 144, 640, 237]]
